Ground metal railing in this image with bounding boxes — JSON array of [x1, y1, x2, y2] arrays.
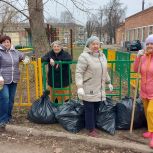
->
[[14, 49, 138, 106]]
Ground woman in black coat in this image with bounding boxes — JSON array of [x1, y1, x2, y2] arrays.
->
[[41, 41, 72, 103]]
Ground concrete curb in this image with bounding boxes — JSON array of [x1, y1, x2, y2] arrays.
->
[[6, 125, 153, 153]]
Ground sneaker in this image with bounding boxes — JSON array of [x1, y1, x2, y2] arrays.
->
[[88, 129, 99, 138], [143, 132, 152, 138]]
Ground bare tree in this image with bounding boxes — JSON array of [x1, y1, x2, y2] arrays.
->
[[104, 0, 126, 44], [96, 7, 104, 42], [0, 0, 89, 57], [46, 16, 59, 24], [27, 0, 50, 57], [0, 4, 18, 34], [0, 0, 49, 57], [86, 14, 98, 38], [60, 11, 74, 23]]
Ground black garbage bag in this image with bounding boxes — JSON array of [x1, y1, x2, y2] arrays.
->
[[55, 99, 85, 133], [116, 96, 146, 130], [27, 90, 58, 124], [96, 98, 116, 135]]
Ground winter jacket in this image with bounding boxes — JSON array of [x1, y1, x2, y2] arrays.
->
[[0, 44, 24, 84], [134, 54, 153, 99], [75, 47, 111, 102], [41, 49, 72, 88]]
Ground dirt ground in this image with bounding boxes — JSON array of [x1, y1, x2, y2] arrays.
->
[[0, 131, 142, 153], [0, 107, 150, 153]]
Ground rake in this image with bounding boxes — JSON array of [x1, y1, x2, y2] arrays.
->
[[130, 58, 142, 133]]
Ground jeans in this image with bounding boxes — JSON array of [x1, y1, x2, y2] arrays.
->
[[83, 101, 100, 130], [0, 82, 17, 124]]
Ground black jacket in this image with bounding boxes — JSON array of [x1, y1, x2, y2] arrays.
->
[[41, 49, 72, 88]]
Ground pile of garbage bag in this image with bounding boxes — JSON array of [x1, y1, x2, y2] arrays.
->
[[55, 100, 85, 133], [96, 98, 116, 135], [28, 93, 146, 134], [27, 90, 58, 124], [116, 96, 146, 130]]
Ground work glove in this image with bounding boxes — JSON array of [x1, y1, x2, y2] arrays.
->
[[22, 56, 30, 64], [50, 58, 55, 66], [137, 50, 145, 57], [108, 84, 113, 92], [77, 88, 85, 100]]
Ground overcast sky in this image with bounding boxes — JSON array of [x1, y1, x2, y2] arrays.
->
[[44, 0, 153, 25]]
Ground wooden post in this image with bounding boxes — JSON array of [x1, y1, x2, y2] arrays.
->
[[70, 29, 73, 59]]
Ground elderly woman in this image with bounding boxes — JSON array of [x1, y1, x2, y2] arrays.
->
[[41, 40, 72, 103], [0, 35, 29, 131], [134, 34, 153, 148], [75, 36, 113, 137]]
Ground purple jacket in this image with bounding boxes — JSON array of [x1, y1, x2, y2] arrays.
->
[[0, 44, 24, 84]]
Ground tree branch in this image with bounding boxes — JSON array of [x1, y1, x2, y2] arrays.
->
[[0, 0, 29, 19]]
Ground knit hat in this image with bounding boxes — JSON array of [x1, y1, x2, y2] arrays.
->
[[85, 36, 100, 47], [145, 34, 153, 45]]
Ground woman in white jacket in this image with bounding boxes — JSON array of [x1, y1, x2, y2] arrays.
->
[[75, 36, 113, 137]]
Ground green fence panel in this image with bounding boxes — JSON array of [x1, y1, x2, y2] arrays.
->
[[103, 48, 108, 58], [115, 51, 131, 81], [42, 61, 77, 106], [41, 59, 135, 104]]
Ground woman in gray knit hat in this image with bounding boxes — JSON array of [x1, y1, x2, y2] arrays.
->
[[75, 36, 113, 137]]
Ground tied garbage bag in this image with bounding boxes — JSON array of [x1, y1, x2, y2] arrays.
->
[[56, 100, 85, 133], [27, 90, 58, 124], [96, 98, 116, 135], [116, 96, 146, 130]]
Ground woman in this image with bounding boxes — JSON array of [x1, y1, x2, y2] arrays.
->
[[134, 34, 153, 148], [41, 40, 72, 103], [0, 35, 29, 131], [75, 36, 113, 137]]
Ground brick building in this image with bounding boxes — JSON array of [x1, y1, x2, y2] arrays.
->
[[116, 6, 153, 45]]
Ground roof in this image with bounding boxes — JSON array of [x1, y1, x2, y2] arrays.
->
[[125, 6, 153, 20]]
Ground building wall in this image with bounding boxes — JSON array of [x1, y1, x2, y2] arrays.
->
[[116, 23, 125, 45], [4, 32, 20, 45], [125, 7, 153, 42], [116, 6, 153, 45], [5, 31, 29, 46]]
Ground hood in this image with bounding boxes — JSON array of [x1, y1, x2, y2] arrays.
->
[[83, 46, 93, 53], [0, 44, 6, 51], [83, 46, 103, 57], [0, 44, 15, 52]]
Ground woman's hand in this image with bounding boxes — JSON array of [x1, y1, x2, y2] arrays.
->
[[77, 88, 85, 99], [22, 56, 30, 64], [137, 50, 145, 57], [50, 58, 55, 66], [108, 84, 113, 92], [0, 76, 4, 86]]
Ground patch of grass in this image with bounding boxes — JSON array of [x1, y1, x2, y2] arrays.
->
[[71, 46, 84, 60]]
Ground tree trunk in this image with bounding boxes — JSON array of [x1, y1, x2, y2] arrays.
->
[[28, 0, 50, 58]]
